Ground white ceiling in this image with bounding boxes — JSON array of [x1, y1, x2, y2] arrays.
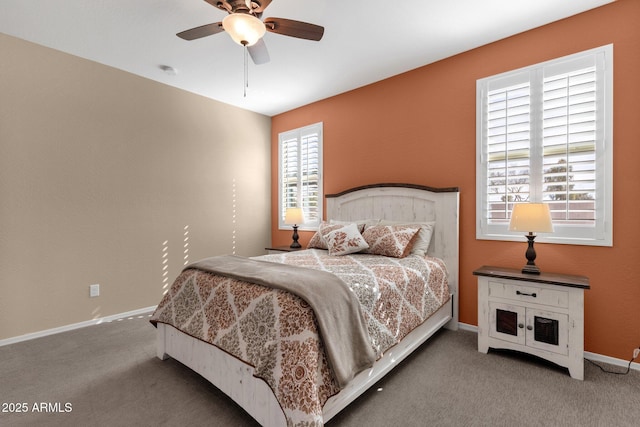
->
[[0, 0, 614, 117]]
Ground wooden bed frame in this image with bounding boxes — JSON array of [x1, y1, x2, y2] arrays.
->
[[156, 183, 459, 426]]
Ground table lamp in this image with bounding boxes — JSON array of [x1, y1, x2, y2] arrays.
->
[[284, 207, 305, 248], [509, 203, 553, 274]]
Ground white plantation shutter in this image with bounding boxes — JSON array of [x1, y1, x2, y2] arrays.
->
[[477, 45, 612, 246], [486, 78, 532, 220], [280, 136, 300, 214], [542, 65, 597, 224], [279, 123, 323, 230]]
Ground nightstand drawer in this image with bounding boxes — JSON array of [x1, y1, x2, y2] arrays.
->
[[488, 280, 569, 309]]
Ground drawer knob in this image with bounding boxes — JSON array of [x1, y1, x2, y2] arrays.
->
[[516, 290, 537, 298], [518, 323, 524, 329], [526, 325, 533, 331]]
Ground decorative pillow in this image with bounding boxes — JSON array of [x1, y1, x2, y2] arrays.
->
[[307, 222, 344, 250], [307, 230, 326, 249], [362, 225, 421, 258], [322, 223, 369, 256], [378, 220, 435, 257]]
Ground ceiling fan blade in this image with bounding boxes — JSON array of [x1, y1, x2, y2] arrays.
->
[[248, 38, 270, 64], [177, 22, 224, 40], [263, 17, 324, 41]]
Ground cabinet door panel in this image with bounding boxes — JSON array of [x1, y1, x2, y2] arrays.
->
[[525, 309, 569, 355], [489, 302, 525, 345]]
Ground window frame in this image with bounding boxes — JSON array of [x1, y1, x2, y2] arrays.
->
[[476, 45, 613, 246], [278, 122, 323, 231]]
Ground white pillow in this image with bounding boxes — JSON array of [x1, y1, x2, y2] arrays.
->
[[322, 223, 369, 256]]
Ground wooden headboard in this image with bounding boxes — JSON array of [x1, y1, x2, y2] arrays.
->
[[325, 183, 460, 327]]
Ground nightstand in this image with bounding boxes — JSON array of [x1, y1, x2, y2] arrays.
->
[[265, 246, 304, 255], [473, 266, 589, 380]]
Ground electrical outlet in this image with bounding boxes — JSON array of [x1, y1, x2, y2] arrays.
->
[[89, 284, 100, 298], [633, 348, 640, 360]]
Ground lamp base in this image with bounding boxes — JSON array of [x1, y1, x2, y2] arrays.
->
[[521, 264, 541, 275], [290, 225, 301, 249], [521, 233, 541, 274]]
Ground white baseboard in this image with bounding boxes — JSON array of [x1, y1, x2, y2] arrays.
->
[[458, 322, 478, 333], [584, 351, 640, 372], [457, 322, 639, 372], [0, 306, 157, 347]]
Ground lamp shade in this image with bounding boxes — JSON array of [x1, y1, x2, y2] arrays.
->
[[284, 207, 305, 225], [509, 203, 553, 233], [222, 13, 266, 46]]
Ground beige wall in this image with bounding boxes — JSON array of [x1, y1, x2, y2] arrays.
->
[[0, 34, 271, 340]]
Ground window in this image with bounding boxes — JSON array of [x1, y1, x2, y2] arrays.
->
[[278, 122, 323, 230], [476, 45, 613, 246]]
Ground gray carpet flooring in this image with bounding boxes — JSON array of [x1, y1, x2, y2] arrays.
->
[[1, 313, 638, 426]]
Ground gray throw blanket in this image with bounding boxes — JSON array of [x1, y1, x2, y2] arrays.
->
[[186, 255, 376, 388]]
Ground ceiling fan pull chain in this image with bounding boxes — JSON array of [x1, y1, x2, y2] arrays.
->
[[243, 42, 248, 97]]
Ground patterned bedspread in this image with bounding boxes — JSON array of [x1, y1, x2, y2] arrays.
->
[[151, 249, 450, 426]]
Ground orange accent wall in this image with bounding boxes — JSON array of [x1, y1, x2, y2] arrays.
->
[[272, 0, 640, 361]]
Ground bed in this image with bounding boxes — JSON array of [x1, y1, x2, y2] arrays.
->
[[151, 183, 459, 426]]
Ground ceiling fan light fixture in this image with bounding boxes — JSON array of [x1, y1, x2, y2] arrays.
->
[[222, 13, 266, 46]]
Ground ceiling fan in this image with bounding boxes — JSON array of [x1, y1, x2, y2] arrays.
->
[[177, 0, 325, 65]]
